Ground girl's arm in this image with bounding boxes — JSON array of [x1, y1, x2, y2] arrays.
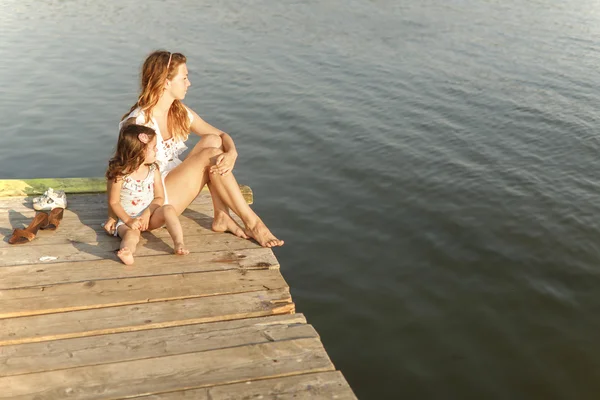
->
[[108, 178, 137, 228], [104, 180, 118, 234], [138, 168, 165, 231]]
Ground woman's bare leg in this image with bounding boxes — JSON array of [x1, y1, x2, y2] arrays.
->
[[186, 136, 247, 238], [116, 225, 140, 265], [168, 144, 283, 248], [165, 147, 219, 211], [208, 171, 283, 247], [148, 205, 189, 255]]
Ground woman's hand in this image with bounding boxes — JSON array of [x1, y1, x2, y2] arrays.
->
[[139, 209, 151, 231], [210, 151, 238, 176], [103, 217, 117, 236]]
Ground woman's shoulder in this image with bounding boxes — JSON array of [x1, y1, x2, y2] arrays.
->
[[119, 108, 152, 130], [182, 104, 195, 124]]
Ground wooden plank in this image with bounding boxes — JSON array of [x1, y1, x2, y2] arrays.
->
[[0, 287, 294, 346], [0, 268, 288, 319], [130, 371, 357, 400], [0, 212, 216, 235], [0, 178, 253, 203], [0, 199, 223, 227], [0, 314, 312, 377], [0, 207, 243, 247], [0, 338, 333, 400], [0, 247, 279, 290], [0, 233, 261, 267]]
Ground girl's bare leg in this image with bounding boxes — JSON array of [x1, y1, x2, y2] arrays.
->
[[148, 205, 189, 255], [116, 225, 140, 265]]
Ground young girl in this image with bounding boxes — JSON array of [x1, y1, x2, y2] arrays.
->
[[106, 123, 189, 265]]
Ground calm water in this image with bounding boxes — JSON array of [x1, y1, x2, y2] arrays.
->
[[3, 0, 600, 398]]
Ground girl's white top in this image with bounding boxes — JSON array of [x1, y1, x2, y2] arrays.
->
[[119, 107, 193, 177], [113, 163, 158, 236], [120, 163, 157, 217]]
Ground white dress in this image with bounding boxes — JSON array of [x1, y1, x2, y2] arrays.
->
[[114, 164, 157, 235], [119, 107, 194, 203]]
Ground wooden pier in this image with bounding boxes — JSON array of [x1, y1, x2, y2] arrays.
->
[[0, 179, 356, 399]]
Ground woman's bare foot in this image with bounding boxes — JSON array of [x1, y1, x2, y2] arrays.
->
[[244, 219, 284, 248], [117, 247, 135, 265], [212, 212, 249, 239], [175, 243, 189, 256]]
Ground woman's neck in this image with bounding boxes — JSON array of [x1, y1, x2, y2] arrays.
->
[[152, 94, 174, 118]]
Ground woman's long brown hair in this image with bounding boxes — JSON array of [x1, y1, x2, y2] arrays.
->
[[106, 124, 157, 182], [122, 50, 190, 142]]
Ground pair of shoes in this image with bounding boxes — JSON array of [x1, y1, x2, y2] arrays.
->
[[9, 212, 48, 244], [33, 188, 67, 211], [8, 208, 65, 244], [42, 208, 65, 231]]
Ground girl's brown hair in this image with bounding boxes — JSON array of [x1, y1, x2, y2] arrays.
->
[[106, 124, 157, 182], [122, 50, 190, 142]]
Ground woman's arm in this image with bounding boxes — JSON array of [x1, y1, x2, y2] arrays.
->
[[187, 107, 238, 175], [188, 107, 238, 156], [150, 168, 165, 212]]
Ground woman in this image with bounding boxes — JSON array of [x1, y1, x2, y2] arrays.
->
[[104, 50, 283, 248]]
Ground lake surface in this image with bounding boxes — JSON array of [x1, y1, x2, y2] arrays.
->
[[3, 0, 600, 398]]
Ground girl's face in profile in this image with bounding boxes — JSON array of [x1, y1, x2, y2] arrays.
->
[[167, 63, 191, 100], [145, 136, 157, 164]]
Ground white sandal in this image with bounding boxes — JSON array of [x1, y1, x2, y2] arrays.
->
[[33, 188, 67, 211]]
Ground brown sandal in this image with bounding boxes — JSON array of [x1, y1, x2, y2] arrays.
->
[[41, 208, 65, 231], [8, 212, 49, 244]]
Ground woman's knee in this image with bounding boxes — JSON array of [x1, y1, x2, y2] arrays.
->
[[161, 204, 176, 215], [192, 147, 221, 165], [199, 134, 223, 150]]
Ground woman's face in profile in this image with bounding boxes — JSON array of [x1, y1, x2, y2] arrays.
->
[[167, 63, 191, 100]]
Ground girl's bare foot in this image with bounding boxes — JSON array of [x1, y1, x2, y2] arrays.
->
[[117, 247, 135, 265], [175, 243, 189, 256], [244, 220, 284, 248], [212, 212, 249, 239]]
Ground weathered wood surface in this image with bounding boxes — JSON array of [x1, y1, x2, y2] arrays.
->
[[0, 338, 333, 399], [0, 268, 289, 318], [0, 247, 279, 289], [0, 314, 313, 377], [132, 371, 359, 400], [0, 288, 295, 346], [0, 191, 356, 399]]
